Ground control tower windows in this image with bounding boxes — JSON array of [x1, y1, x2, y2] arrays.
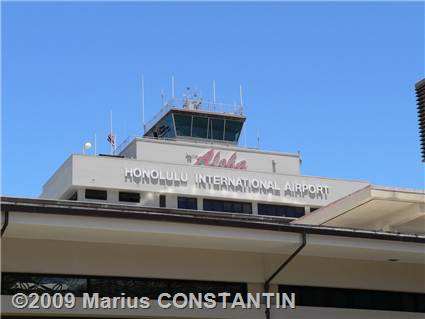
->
[[145, 114, 176, 139], [157, 114, 176, 139], [159, 111, 244, 143], [192, 116, 208, 138], [203, 199, 252, 214], [258, 203, 305, 218], [85, 189, 107, 200], [174, 114, 192, 137], [209, 118, 225, 140], [224, 120, 243, 142], [144, 107, 245, 144]]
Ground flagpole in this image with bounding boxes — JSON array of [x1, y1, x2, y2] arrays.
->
[[110, 110, 113, 155]]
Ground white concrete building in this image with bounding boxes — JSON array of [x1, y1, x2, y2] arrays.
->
[[1, 95, 424, 318]]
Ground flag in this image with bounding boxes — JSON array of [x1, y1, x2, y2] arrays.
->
[[107, 133, 116, 146]]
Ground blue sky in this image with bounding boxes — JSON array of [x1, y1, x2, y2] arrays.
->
[[2, 2, 424, 197]]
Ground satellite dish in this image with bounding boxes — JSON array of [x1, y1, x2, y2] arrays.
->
[[84, 142, 92, 150]]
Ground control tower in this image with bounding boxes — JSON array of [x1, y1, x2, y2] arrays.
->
[[143, 89, 246, 145], [40, 85, 369, 214]]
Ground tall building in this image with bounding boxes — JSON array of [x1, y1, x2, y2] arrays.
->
[[1, 90, 424, 318]]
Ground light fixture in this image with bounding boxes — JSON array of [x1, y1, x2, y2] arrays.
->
[[83, 142, 92, 155]]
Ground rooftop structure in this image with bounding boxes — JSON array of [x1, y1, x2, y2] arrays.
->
[[39, 87, 374, 219], [144, 93, 245, 145]]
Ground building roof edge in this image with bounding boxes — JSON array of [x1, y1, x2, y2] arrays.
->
[[1, 196, 424, 244]]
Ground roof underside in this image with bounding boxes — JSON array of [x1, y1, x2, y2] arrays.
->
[[293, 186, 425, 235], [1, 197, 424, 266]]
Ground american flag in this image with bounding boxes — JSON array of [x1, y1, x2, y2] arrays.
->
[[107, 133, 116, 146]]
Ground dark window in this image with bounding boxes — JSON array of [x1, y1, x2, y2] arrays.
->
[[191, 116, 208, 138], [1, 273, 87, 296], [258, 204, 305, 218], [224, 120, 243, 142], [242, 203, 252, 213], [203, 199, 252, 214], [310, 207, 319, 212], [67, 192, 77, 201], [2, 273, 247, 304], [90, 277, 168, 299], [279, 285, 425, 313], [119, 192, 140, 203], [174, 114, 192, 136], [154, 114, 176, 139], [169, 280, 247, 302], [209, 118, 224, 140], [85, 189, 107, 200], [178, 197, 198, 210], [159, 195, 166, 208]]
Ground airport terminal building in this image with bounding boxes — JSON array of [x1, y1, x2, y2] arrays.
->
[[1, 95, 424, 318]]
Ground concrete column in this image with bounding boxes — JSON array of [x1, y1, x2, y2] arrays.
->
[[252, 201, 259, 215], [167, 194, 178, 209]]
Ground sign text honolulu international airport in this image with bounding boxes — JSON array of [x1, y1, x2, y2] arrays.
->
[[124, 167, 330, 198]]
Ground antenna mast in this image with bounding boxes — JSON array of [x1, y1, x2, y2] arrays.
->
[[212, 80, 216, 111], [142, 75, 145, 131], [239, 84, 244, 114], [243, 121, 247, 147], [171, 76, 175, 99]]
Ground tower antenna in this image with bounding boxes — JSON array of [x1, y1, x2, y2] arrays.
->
[[239, 84, 244, 114], [212, 80, 216, 111], [171, 76, 175, 99], [142, 75, 145, 130]]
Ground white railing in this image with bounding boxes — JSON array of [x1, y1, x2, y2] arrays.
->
[[144, 103, 174, 134], [115, 135, 136, 155]]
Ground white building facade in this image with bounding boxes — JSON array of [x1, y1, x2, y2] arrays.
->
[[1, 97, 424, 318]]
